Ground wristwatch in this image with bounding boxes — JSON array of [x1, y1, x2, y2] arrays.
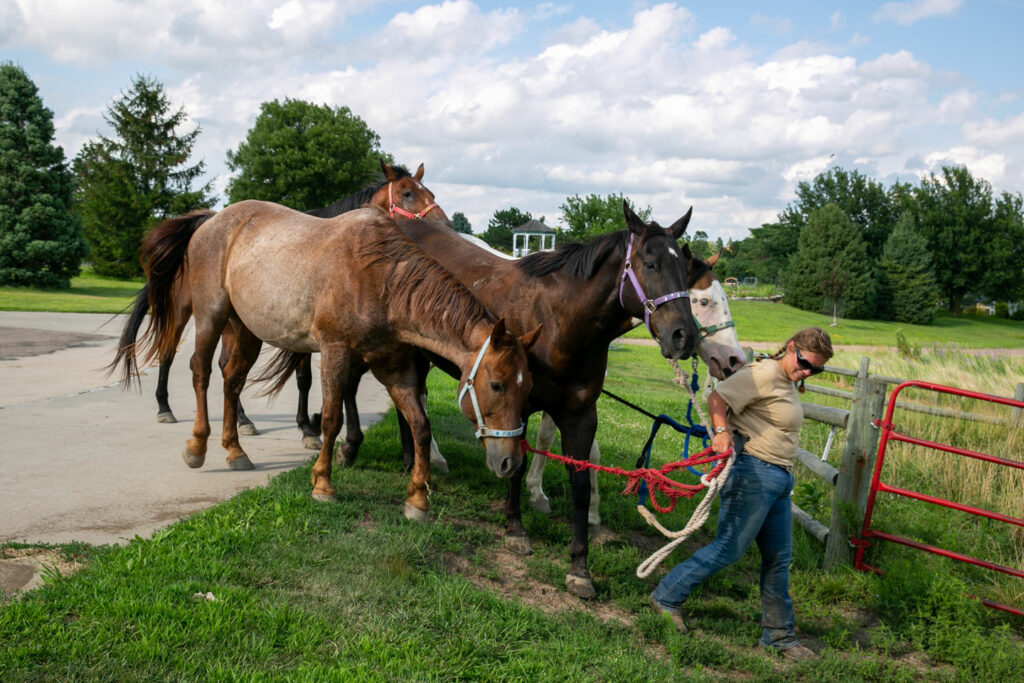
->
[[714, 425, 727, 435]]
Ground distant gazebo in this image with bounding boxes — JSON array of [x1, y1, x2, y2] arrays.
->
[[512, 219, 556, 257]]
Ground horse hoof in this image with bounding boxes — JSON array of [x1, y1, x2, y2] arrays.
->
[[335, 453, 356, 468], [431, 458, 450, 474], [566, 573, 596, 599], [588, 512, 602, 526], [302, 436, 322, 450], [403, 502, 429, 522], [157, 412, 177, 424], [504, 534, 533, 555], [312, 492, 337, 503], [182, 449, 205, 469], [227, 455, 255, 470], [529, 496, 552, 514], [237, 423, 259, 437]]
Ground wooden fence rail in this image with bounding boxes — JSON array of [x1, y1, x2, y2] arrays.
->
[[788, 356, 1024, 569]]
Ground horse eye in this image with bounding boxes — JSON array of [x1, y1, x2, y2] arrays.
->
[[644, 261, 657, 272], [403, 190, 414, 200], [490, 382, 503, 394]]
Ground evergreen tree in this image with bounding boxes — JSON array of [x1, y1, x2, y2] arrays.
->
[[73, 74, 214, 277], [781, 203, 876, 320], [481, 207, 532, 251], [226, 99, 386, 210], [877, 213, 939, 324], [451, 211, 472, 234], [0, 63, 87, 288]]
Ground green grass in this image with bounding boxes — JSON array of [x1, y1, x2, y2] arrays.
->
[[3, 343, 1022, 680], [625, 300, 1024, 348], [0, 268, 142, 313]]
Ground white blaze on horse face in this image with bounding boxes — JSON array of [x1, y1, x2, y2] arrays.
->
[[517, 371, 523, 386], [668, 247, 679, 258], [691, 279, 744, 380]]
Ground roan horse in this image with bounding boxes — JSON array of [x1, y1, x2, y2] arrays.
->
[[339, 202, 703, 597], [526, 247, 746, 525], [112, 161, 448, 449], [116, 202, 539, 518]]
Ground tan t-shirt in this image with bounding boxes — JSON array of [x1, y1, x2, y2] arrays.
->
[[713, 358, 802, 467]]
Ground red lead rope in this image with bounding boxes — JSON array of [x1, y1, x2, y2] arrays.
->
[[521, 440, 733, 514]]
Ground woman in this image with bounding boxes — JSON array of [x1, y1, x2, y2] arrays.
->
[[650, 326, 833, 662]]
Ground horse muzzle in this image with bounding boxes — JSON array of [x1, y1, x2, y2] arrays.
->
[[659, 322, 699, 360], [484, 438, 523, 479]]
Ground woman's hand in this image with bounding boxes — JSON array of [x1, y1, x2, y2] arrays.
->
[[711, 430, 733, 455]]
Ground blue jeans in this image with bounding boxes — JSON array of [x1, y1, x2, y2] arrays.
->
[[652, 453, 797, 650]]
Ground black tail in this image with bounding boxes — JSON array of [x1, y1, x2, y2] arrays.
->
[[108, 282, 152, 389], [249, 348, 308, 399], [110, 210, 215, 388]]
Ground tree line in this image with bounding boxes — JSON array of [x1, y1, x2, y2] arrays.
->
[[3, 63, 1022, 325]]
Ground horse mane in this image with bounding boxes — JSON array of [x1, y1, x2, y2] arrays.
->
[[305, 165, 412, 218], [361, 220, 492, 344], [517, 230, 628, 280]]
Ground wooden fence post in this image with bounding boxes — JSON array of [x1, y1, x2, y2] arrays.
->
[[824, 357, 887, 569], [1013, 383, 1024, 422]]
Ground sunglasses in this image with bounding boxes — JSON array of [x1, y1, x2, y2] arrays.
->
[[795, 347, 825, 375]]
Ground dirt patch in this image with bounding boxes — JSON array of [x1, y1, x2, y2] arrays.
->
[[0, 548, 85, 596]]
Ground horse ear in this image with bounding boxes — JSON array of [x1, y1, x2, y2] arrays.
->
[[681, 243, 693, 261], [490, 317, 507, 341], [623, 200, 644, 236], [667, 206, 693, 239], [707, 249, 721, 268], [381, 158, 397, 181], [413, 163, 424, 182], [518, 324, 543, 352]]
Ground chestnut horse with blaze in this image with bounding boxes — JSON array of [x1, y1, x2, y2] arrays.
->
[[116, 202, 538, 519]]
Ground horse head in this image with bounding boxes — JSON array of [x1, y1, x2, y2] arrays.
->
[[684, 247, 746, 379], [621, 202, 700, 360], [457, 318, 542, 478], [375, 159, 452, 227]]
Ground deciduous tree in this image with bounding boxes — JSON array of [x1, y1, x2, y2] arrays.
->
[[0, 63, 87, 287], [559, 193, 650, 242], [226, 99, 386, 210], [451, 211, 472, 234]]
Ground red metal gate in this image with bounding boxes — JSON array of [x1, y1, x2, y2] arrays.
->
[[853, 380, 1024, 617]]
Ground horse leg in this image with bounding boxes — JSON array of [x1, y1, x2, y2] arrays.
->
[[337, 365, 365, 467], [503, 443, 532, 555], [525, 412, 557, 513], [183, 318, 223, 469], [388, 382, 433, 521], [587, 439, 602, 527], [218, 327, 258, 436], [295, 354, 322, 450], [311, 344, 351, 501], [219, 323, 261, 470], [423, 391, 449, 473], [556, 409, 598, 599], [156, 353, 176, 423]]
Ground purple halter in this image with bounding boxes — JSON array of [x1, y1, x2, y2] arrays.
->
[[618, 232, 689, 336]]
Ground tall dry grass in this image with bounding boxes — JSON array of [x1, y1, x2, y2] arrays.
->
[[803, 347, 1024, 609]]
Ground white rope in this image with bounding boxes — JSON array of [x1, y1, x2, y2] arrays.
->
[[635, 449, 736, 577], [634, 358, 733, 578]]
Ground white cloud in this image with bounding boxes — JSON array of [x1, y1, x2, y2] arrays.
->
[[873, 0, 963, 26]]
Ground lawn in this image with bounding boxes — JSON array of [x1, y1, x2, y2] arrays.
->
[[0, 268, 142, 314], [2, 341, 1022, 680]]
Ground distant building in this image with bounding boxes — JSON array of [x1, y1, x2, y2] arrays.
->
[[512, 219, 556, 257]]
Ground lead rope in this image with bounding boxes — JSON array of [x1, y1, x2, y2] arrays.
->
[[633, 357, 736, 579]]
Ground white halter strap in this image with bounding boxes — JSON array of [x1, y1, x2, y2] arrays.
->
[[457, 335, 525, 440]]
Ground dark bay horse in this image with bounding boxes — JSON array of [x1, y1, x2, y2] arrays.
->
[[112, 161, 448, 449], [526, 246, 746, 523], [340, 202, 702, 597], [118, 202, 539, 518]]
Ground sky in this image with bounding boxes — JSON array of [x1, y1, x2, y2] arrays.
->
[[4, 0, 1024, 243]]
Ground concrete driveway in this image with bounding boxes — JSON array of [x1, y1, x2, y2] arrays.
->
[[0, 311, 393, 552]]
